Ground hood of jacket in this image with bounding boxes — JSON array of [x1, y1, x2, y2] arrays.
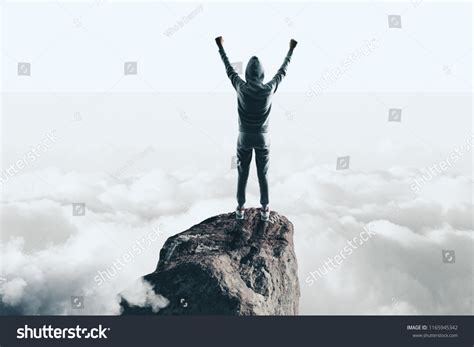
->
[[245, 56, 265, 83]]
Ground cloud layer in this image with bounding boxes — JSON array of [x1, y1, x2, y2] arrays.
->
[[0, 164, 472, 315]]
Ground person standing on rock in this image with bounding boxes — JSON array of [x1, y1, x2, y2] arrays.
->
[[215, 36, 297, 221]]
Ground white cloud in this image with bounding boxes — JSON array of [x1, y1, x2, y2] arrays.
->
[[2, 278, 27, 306], [121, 278, 169, 313], [0, 165, 472, 315]]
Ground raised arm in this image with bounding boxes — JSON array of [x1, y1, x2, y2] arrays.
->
[[266, 39, 298, 93], [215, 36, 244, 90]]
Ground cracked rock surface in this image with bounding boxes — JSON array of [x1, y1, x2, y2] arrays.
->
[[121, 208, 299, 315]]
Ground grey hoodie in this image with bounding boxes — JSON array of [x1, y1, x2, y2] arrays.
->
[[219, 47, 293, 134]]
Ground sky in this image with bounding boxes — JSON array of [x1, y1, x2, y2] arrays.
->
[[0, 0, 472, 315], [1, 1, 471, 93]]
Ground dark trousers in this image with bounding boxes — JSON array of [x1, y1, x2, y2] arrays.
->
[[236, 132, 270, 207]]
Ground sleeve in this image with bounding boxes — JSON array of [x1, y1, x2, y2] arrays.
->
[[218, 47, 245, 90], [266, 49, 293, 93]]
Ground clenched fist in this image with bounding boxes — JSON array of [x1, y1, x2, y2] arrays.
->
[[215, 36, 224, 48], [290, 39, 298, 50]]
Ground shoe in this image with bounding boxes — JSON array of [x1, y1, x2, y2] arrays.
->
[[236, 205, 245, 220], [260, 205, 270, 221]]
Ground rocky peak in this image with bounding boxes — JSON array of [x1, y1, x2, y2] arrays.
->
[[121, 208, 299, 315]]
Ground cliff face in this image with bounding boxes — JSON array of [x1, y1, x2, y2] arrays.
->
[[121, 208, 300, 315]]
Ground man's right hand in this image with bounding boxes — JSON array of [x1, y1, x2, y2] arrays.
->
[[290, 39, 298, 50], [215, 36, 224, 48]]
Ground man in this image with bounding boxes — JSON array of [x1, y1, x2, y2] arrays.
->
[[215, 36, 297, 221]]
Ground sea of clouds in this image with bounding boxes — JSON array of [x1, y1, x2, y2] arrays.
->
[[0, 162, 472, 315]]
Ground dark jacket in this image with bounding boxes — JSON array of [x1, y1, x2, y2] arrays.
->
[[219, 47, 293, 134]]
